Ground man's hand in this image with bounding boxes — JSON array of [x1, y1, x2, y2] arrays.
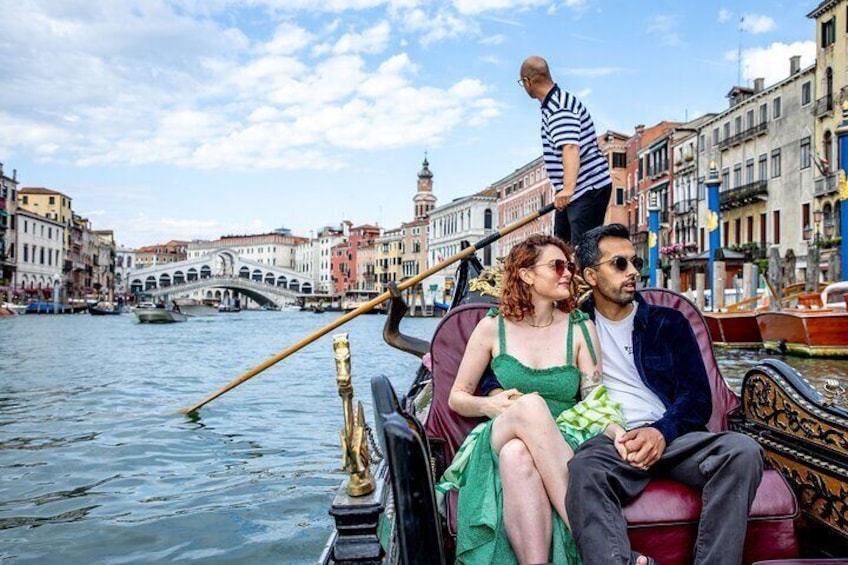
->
[[482, 388, 523, 418], [554, 190, 574, 210], [621, 427, 666, 469]]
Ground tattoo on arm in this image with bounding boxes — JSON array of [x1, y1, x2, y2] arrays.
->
[[457, 382, 475, 394], [580, 368, 602, 399]]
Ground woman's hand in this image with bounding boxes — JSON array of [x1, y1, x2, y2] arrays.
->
[[604, 422, 628, 460], [482, 388, 523, 419]]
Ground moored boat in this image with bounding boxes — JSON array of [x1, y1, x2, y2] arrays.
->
[[757, 309, 848, 357], [704, 310, 763, 348]]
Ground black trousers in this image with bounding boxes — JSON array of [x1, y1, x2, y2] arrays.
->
[[566, 431, 764, 565], [554, 183, 612, 246]]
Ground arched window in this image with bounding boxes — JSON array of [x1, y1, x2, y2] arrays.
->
[[187, 268, 198, 281], [200, 266, 212, 279], [239, 266, 250, 279], [145, 276, 157, 290], [173, 271, 185, 285], [159, 273, 171, 288], [277, 276, 288, 288], [252, 269, 263, 282], [484, 208, 493, 229], [264, 273, 275, 285]]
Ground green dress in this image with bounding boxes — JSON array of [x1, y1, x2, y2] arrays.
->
[[438, 309, 620, 565]]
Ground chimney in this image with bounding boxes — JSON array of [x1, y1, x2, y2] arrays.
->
[[754, 78, 764, 93], [790, 55, 801, 75]]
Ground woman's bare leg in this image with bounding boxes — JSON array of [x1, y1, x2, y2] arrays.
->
[[491, 393, 574, 526], [500, 439, 552, 564]]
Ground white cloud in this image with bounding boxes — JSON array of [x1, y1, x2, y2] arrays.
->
[[332, 20, 392, 54], [562, 67, 626, 78], [717, 8, 732, 23], [452, 0, 551, 15], [479, 55, 501, 65], [400, 7, 474, 44], [480, 34, 505, 45], [646, 15, 681, 47], [741, 14, 776, 34], [262, 23, 314, 54], [724, 41, 816, 85]]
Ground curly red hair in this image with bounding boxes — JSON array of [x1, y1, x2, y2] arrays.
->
[[500, 234, 577, 321]]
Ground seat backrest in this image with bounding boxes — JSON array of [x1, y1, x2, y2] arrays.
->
[[639, 288, 740, 431], [371, 374, 428, 459], [424, 303, 492, 463], [381, 413, 446, 565]]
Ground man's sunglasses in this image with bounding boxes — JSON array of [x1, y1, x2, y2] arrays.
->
[[532, 259, 576, 277], [589, 255, 644, 272]]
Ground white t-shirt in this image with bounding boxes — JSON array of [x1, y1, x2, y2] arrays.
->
[[594, 302, 666, 429]]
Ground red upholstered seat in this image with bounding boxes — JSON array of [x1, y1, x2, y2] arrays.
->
[[754, 557, 848, 565], [424, 290, 799, 564]]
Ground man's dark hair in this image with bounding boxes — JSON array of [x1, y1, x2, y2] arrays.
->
[[574, 223, 631, 271]]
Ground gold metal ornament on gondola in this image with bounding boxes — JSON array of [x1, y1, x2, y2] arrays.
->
[[333, 333, 375, 497]]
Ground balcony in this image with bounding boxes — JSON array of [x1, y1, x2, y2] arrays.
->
[[717, 122, 768, 151], [815, 94, 833, 118], [719, 180, 768, 211], [673, 199, 698, 215], [814, 172, 839, 197]]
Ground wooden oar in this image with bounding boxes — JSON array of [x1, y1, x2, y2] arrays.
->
[[180, 202, 557, 414]]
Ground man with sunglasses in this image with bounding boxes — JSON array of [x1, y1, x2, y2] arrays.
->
[[518, 55, 612, 245], [482, 224, 763, 564]]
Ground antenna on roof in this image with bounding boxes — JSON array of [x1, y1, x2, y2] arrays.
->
[[737, 16, 744, 85]]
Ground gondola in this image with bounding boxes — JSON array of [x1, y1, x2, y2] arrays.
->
[[319, 253, 848, 564]]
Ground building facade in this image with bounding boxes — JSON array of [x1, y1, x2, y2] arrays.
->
[[15, 208, 66, 291], [808, 0, 845, 257], [697, 59, 816, 266], [494, 157, 554, 258], [135, 240, 189, 270], [599, 131, 631, 227], [330, 224, 380, 293], [0, 164, 17, 287]]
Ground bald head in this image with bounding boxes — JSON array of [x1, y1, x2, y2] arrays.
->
[[518, 56, 554, 101], [520, 56, 552, 82]]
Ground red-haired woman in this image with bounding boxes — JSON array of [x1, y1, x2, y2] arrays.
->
[[438, 234, 625, 565]]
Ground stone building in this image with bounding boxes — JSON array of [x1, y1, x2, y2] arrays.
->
[[697, 58, 816, 269]]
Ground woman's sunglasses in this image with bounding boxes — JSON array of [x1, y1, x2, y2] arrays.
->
[[532, 259, 576, 277], [589, 255, 645, 272]]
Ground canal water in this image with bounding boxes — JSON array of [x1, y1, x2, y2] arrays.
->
[[1, 311, 847, 564]]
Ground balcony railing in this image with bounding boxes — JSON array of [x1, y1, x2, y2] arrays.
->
[[718, 122, 768, 150], [673, 199, 698, 215], [815, 94, 833, 118], [814, 172, 839, 197], [719, 180, 768, 211]]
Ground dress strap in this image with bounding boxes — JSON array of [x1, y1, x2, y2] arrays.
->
[[498, 313, 507, 355], [567, 310, 598, 366], [566, 315, 574, 366]]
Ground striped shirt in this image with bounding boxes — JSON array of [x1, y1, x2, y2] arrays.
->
[[540, 84, 611, 201]]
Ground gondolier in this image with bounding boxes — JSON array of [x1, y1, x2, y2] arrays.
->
[[519, 55, 612, 244]]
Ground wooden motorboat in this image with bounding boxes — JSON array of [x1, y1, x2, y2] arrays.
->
[[704, 310, 762, 348], [757, 309, 848, 357], [134, 307, 188, 323], [318, 256, 848, 564]]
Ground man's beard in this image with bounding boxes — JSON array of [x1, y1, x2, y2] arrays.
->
[[598, 278, 635, 306]]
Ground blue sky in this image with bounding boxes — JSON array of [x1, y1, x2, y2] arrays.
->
[[0, 0, 818, 248]]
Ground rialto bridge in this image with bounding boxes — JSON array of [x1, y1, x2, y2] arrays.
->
[[125, 249, 315, 308]]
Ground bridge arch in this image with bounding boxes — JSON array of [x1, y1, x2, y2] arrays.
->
[[174, 271, 185, 285], [187, 268, 198, 281], [200, 266, 212, 279]]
